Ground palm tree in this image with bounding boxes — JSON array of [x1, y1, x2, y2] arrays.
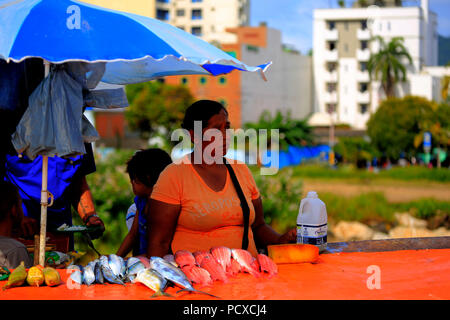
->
[[367, 36, 413, 98]]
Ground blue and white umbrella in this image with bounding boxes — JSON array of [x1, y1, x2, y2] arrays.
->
[[0, 0, 271, 83], [1, 0, 272, 266]]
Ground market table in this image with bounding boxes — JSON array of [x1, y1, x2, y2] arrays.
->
[[2, 238, 450, 300]]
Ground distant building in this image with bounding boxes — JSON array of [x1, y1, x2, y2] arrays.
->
[[311, 0, 439, 129], [164, 25, 313, 128]]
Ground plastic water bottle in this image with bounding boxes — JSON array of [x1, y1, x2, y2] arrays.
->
[[297, 191, 328, 252]]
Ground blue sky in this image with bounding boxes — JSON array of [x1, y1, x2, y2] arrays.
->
[[250, 0, 450, 54]]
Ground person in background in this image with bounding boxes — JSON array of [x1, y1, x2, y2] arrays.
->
[[116, 148, 173, 258], [0, 181, 33, 269]]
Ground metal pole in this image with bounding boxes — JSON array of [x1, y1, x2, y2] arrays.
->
[[39, 60, 50, 267]]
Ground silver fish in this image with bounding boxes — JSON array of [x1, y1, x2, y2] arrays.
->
[[108, 254, 126, 279], [94, 260, 105, 284], [67, 264, 82, 272], [126, 257, 141, 269], [126, 261, 146, 282], [83, 264, 96, 286], [163, 254, 178, 267], [100, 256, 124, 285], [133, 268, 172, 298], [69, 270, 83, 285], [150, 257, 219, 299]]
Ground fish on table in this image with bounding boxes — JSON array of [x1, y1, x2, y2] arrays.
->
[[133, 268, 172, 298]]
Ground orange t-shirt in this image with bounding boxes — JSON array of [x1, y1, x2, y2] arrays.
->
[[150, 157, 260, 257]]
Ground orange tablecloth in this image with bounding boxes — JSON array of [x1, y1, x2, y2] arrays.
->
[[2, 249, 449, 300]]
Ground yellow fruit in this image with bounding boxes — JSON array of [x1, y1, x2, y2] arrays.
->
[[26, 265, 44, 287], [43, 267, 61, 287], [3, 261, 27, 290]]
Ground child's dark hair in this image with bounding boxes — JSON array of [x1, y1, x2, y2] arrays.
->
[[0, 181, 21, 222], [126, 148, 172, 187], [181, 100, 228, 131]]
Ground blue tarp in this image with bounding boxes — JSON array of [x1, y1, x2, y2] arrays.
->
[[262, 145, 331, 169]]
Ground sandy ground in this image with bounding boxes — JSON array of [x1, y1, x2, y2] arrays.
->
[[302, 179, 450, 203]]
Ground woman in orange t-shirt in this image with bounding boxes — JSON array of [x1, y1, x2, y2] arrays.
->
[[146, 100, 296, 257]]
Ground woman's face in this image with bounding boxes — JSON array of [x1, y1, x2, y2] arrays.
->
[[192, 108, 231, 162]]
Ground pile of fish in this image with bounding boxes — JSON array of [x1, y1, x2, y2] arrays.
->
[[172, 247, 278, 287], [68, 248, 278, 298]]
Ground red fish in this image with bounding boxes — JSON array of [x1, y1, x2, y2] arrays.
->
[[193, 250, 210, 266], [251, 257, 260, 273], [174, 250, 196, 268], [226, 258, 241, 276], [181, 265, 213, 286], [231, 249, 260, 278], [200, 254, 228, 283], [257, 254, 278, 277], [210, 246, 231, 273]]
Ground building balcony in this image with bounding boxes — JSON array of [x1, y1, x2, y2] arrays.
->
[[357, 49, 370, 61], [357, 91, 370, 103], [324, 29, 339, 41], [324, 91, 338, 103], [356, 71, 370, 82], [324, 71, 338, 82], [357, 28, 371, 40], [324, 49, 338, 62]]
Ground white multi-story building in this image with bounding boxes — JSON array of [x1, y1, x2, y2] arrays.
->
[[311, 0, 439, 129], [156, 0, 250, 44]]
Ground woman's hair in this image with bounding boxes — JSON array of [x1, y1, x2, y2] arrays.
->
[[0, 181, 21, 222], [181, 100, 228, 131], [126, 148, 173, 187]]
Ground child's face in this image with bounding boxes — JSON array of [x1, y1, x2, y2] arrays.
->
[[131, 179, 153, 198]]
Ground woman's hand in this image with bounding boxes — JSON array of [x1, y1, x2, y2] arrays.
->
[[277, 228, 297, 244]]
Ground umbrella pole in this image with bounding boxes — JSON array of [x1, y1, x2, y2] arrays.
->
[[38, 60, 50, 266]]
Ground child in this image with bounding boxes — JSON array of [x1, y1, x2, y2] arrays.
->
[[116, 149, 172, 257], [0, 181, 33, 269]]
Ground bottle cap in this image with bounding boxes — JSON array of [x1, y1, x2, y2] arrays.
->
[[307, 191, 318, 198]]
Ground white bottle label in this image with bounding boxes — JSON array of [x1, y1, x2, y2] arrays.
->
[[297, 223, 327, 245]]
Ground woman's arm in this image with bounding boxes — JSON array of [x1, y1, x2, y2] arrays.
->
[[251, 197, 296, 249], [116, 209, 139, 258], [146, 199, 181, 258]]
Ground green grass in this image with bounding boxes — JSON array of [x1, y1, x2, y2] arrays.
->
[[289, 164, 450, 183]]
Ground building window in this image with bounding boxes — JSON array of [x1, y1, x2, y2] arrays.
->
[[344, 22, 349, 31], [327, 82, 337, 93], [327, 62, 337, 72], [326, 104, 337, 113], [359, 83, 369, 93], [176, 9, 185, 17], [344, 43, 349, 53], [191, 26, 202, 36], [361, 40, 368, 50], [360, 104, 369, 114], [360, 62, 367, 71], [199, 77, 207, 85], [181, 77, 188, 85], [191, 9, 202, 20], [156, 9, 169, 20], [328, 21, 336, 30], [361, 20, 368, 30], [328, 41, 336, 51], [219, 77, 227, 85], [387, 21, 391, 31]]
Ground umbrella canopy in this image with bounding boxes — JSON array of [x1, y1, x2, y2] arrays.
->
[[0, 0, 271, 83]]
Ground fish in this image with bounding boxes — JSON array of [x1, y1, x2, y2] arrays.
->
[[67, 264, 83, 272], [94, 260, 105, 284], [3, 261, 27, 290], [226, 258, 241, 276], [181, 265, 213, 287], [108, 254, 126, 279], [100, 256, 125, 285], [251, 257, 260, 273], [210, 246, 232, 273], [150, 256, 219, 299], [125, 260, 146, 282], [257, 254, 278, 277], [126, 257, 141, 269], [133, 268, 172, 298], [174, 250, 196, 268], [193, 251, 210, 266], [200, 254, 228, 283], [231, 249, 261, 278], [69, 269, 83, 286], [83, 264, 96, 286], [163, 254, 178, 267]]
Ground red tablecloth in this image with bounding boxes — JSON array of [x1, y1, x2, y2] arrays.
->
[[2, 249, 449, 300]]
